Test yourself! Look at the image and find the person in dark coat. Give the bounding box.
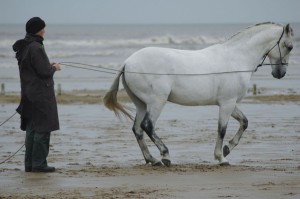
[12,17,61,172]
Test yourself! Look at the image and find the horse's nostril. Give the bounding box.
[271,71,275,77]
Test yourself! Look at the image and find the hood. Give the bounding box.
[12,33,44,53]
[12,39,31,53]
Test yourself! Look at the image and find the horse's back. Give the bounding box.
[125,46,229,74]
[125,47,194,70]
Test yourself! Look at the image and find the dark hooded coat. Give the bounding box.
[12,34,59,132]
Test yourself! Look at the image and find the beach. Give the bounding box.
[0,93,300,198]
[1,23,300,198]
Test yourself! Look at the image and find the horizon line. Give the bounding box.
[1,21,299,26]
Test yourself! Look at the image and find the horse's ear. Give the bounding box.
[284,24,293,36]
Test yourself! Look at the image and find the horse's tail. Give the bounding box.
[103,65,133,121]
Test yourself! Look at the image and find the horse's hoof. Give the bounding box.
[162,159,171,167]
[152,161,163,166]
[223,145,230,157]
[219,161,230,166]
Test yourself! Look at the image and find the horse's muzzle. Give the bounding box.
[272,71,286,79]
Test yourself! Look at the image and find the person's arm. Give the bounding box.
[30,44,60,78]
[51,62,61,71]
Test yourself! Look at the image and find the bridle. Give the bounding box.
[256,27,288,69]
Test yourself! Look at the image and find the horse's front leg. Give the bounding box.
[214,102,236,165]
[223,106,248,157]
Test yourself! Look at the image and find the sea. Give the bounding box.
[0,23,300,94]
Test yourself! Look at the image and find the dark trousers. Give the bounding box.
[25,121,51,169]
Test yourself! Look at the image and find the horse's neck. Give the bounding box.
[224,26,282,70]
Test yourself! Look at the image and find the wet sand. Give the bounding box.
[0,93,299,198]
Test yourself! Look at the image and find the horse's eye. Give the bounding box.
[285,42,293,51]
[287,45,293,51]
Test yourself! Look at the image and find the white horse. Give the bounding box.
[104,22,294,166]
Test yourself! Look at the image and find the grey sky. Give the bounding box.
[0,0,299,24]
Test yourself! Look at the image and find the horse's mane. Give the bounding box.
[228,22,283,41]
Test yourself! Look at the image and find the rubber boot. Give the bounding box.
[32,132,51,169]
[25,122,34,172]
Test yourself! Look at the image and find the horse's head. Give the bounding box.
[268,24,294,79]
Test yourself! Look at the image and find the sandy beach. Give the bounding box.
[0,91,299,198]
[1,16,300,199]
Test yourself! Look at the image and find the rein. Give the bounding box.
[0,112,17,127]
[257,27,288,68]
[59,62,256,76]
[0,112,25,165]
[60,27,288,76]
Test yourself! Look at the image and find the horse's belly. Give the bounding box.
[167,75,249,106]
[168,81,218,106]
[168,92,217,106]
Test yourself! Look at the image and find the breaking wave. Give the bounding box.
[47,50,116,59]
[0,35,226,49]
[44,35,225,48]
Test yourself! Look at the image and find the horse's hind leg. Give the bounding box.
[141,103,171,167]
[223,106,248,157]
[133,107,162,166]
[122,76,161,166]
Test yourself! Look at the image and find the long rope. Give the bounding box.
[59,62,116,74]
[59,62,256,75]
[60,28,288,75]
[2,28,286,164]
[0,144,25,165]
[0,112,17,127]
[0,112,25,165]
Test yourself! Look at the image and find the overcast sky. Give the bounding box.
[0,0,299,24]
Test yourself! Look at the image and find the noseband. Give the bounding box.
[257,27,288,69]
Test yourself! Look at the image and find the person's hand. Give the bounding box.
[52,63,61,71]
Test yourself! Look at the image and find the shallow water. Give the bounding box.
[1,102,299,170]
